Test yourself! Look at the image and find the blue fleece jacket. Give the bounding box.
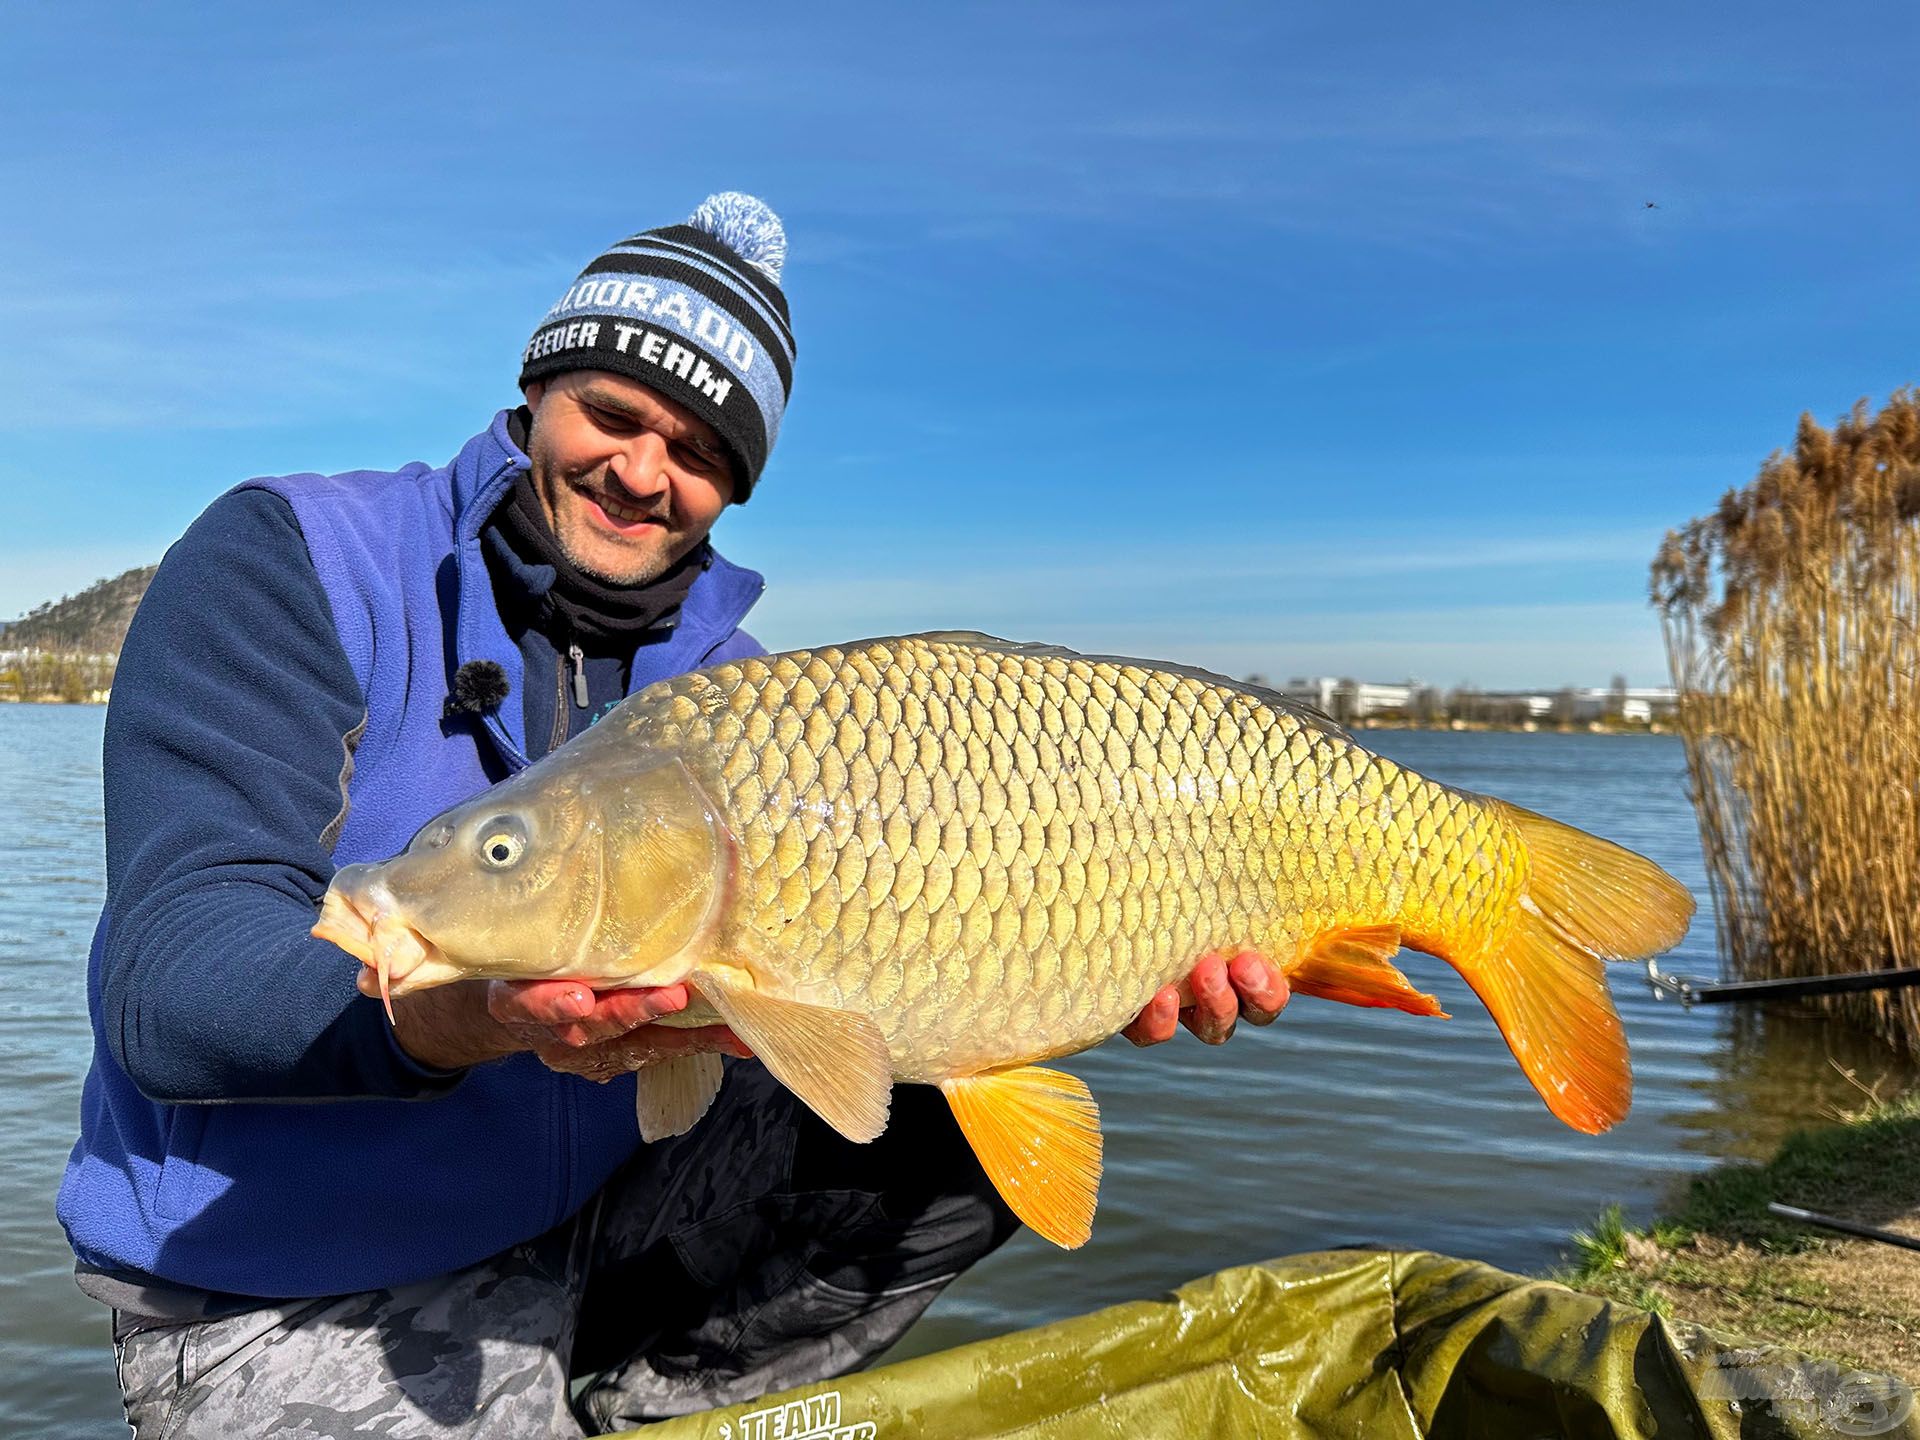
[57,411,764,1299]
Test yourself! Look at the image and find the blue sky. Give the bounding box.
[3,2,1915,687]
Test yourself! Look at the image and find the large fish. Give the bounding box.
[313,633,1693,1247]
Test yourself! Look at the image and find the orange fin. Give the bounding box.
[1462,902,1630,1134]
[634,1051,725,1143]
[1498,801,1695,959]
[1287,924,1447,1017]
[940,1065,1102,1249]
[1461,803,1696,1134]
[693,970,891,1143]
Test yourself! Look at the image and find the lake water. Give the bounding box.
[4,704,1913,1436]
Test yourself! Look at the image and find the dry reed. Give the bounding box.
[1651,389,1920,1051]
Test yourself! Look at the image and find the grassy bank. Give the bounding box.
[1554,1088,1920,1381]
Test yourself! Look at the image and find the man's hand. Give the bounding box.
[374,974,747,1076]
[1122,950,1290,1047]
[487,979,750,1081]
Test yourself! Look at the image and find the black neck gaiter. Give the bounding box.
[484,469,710,649]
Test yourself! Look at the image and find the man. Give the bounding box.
[59,193,1289,1437]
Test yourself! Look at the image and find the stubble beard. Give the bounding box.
[534,459,678,588]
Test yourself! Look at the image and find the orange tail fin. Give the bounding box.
[1457,803,1695,1133]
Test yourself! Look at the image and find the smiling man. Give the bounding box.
[59,193,1288,1438]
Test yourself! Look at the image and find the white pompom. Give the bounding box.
[687,192,787,284]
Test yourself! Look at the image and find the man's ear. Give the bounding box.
[522,379,547,410]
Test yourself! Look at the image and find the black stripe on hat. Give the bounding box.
[643,224,793,328]
[602,235,796,358]
[519,324,771,490]
[584,254,794,393]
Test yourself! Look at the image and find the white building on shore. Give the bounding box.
[1269,677,1677,726]
[1273,678,1421,723]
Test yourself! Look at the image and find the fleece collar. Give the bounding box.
[447,409,763,769]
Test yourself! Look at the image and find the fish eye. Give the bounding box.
[478,817,527,869]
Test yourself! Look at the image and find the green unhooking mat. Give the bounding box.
[613,1249,1917,1439]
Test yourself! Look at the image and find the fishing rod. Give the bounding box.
[1766,1202,1920,1254]
[1643,960,1920,1007]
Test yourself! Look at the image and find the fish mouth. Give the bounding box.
[312,870,455,1025]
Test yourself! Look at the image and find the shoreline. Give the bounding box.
[1551,1089,1920,1384]
[1354,718,1672,735]
[0,693,1672,733]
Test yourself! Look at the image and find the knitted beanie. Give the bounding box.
[519,193,794,499]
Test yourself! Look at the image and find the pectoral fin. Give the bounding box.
[1286,924,1448,1017]
[940,1066,1103,1250]
[693,971,892,1143]
[634,1052,725,1142]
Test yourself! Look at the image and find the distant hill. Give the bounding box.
[5,566,157,655]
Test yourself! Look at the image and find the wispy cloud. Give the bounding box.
[737,529,1669,687]
[749,526,1663,621]
[0,249,558,430]
[1067,600,1666,683]
[746,594,1667,691]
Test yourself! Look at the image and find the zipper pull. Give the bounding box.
[568,644,589,709]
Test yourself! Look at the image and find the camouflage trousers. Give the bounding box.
[110,1065,1018,1438]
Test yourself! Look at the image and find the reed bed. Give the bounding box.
[1651,390,1920,1052]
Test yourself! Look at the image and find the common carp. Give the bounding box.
[313,632,1694,1248]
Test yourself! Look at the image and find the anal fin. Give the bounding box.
[693,969,892,1143]
[1287,924,1448,1017]
[634,1051,725,1142]
[941,1066,1102,1250]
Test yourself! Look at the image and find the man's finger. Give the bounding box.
[1228,951,1290,1026]
[1122,986,1180,1046]
[1182,953,1237,1044]
[545,985,695,1046]
[488,979,690,1034]
[487,978,596,1027]
[584,985,692,1030]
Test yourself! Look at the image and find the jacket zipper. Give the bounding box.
[568,644,588,709]
[548,648,571,755]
